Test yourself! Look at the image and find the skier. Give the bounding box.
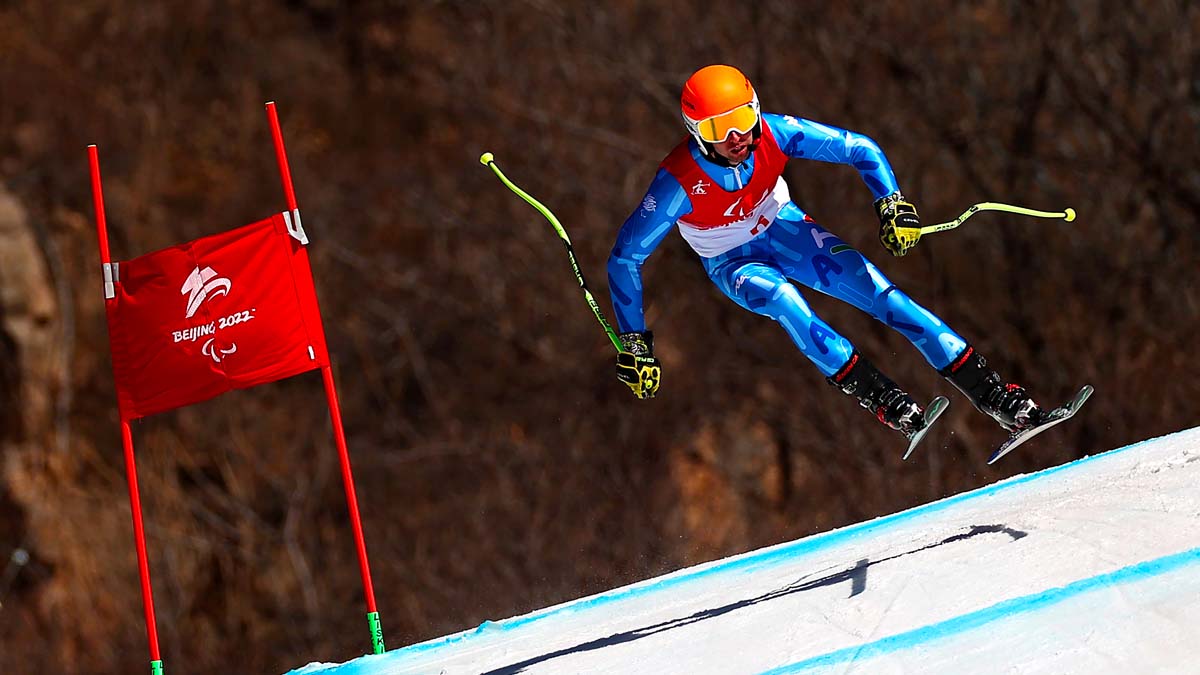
[608,64,1049,439]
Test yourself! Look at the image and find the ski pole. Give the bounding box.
[479,152,624,353]
[918,202,1076,236]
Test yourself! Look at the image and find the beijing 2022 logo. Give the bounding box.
[173,266,256,364]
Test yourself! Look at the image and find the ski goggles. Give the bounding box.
[685,97,761,144]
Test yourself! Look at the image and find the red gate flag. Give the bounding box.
[105,212,329,420]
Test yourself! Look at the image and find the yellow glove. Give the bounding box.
[616,331,662,399]
[875,192,922,257]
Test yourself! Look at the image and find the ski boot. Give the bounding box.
[828,352,925,435]
[940,345,1046,432]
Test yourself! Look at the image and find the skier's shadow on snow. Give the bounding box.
[483,524,1026,675]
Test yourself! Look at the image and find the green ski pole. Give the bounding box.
[479,152,624,353]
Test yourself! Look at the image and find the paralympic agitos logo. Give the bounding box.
[172,265,256,364]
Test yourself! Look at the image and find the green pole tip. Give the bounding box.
[367,611,385,654]
[1063,207,1076,222]
[479,152,495,166]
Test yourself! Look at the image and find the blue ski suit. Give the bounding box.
[607,113,968,377]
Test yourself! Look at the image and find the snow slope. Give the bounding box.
[287,426,1200,675]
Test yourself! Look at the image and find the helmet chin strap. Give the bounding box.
[746,120,763,150]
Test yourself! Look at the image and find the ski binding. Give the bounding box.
[988,385,1094,464]
[903,396,950,460]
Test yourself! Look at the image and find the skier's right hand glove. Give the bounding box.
[616,331,662,399]
[875,192,922,257]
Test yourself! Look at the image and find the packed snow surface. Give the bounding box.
[288,426,1200,674]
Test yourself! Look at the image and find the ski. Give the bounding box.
[987,385,1094,464]
[903,396,950,460]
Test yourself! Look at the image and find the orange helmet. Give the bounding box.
[681,65,761,151]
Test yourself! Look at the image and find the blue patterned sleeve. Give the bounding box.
[763,113,901,199]
[607,168,692,334]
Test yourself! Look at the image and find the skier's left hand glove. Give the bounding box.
[876,192,922,257]
[616,331,662,399]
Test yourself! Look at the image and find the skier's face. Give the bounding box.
[714,129,753,163]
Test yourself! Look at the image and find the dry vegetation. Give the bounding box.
[0,1,1197,673]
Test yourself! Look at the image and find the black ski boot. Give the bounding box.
[828,352,925,435]
[941,345,1045,431]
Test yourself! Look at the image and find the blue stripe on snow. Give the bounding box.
[759,544,1200,674]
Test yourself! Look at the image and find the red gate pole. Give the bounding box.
[264,102,385,655]
[90,145,166,675]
